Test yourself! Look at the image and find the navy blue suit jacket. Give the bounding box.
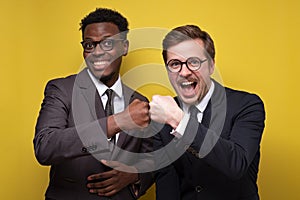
[154,81,265,200]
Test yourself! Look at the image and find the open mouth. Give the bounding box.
[180,81,197,89]
[179,80,198,97]
[93,61,108,65]
[91,60,110,70]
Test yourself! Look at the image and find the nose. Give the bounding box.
[179,63,192,77]
[93,43,105,55]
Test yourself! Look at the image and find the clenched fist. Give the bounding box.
[149,95,184,129]
[114,99,150,131]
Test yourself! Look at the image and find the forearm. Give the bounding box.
[34,120,110,165]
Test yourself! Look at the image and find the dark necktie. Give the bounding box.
[189,105,199,120]
[105,89,114,116]
[105,89,116,143]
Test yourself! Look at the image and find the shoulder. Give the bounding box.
[225,87,263,105]
[47,74,77,87]
[212,80,263,104]
[44,74,77,96]
[213,80,264,112]
[222,86,265,120]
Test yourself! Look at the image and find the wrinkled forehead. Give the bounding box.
[167,39,206,60]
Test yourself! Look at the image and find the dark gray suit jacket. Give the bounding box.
[34,68,153,200]
[154,81,265,200]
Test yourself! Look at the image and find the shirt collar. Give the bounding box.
[87,69,123,98]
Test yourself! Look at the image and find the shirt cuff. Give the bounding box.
[170,112,190,138]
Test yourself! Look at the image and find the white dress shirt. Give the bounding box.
[88,69,125,142]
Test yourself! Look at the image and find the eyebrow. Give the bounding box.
[84,35,122,41]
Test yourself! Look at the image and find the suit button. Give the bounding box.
[195,185,203,193]
[81,147,87,153]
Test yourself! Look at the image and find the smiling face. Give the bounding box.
[83,22,128,87]
[166,39,214,105]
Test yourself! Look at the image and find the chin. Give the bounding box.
[179,95,198,105]
[90,70,104,79]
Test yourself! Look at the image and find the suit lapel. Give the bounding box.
[75,68,100,120]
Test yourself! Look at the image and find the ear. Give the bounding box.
[209,59,215,75]
[122,39,129,56]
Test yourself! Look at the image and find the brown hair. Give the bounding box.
[162,25,215,63]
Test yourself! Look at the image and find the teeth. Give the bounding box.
[93,61,108,65]
[181,81,193,86]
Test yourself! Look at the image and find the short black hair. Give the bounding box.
[80,8,129,39]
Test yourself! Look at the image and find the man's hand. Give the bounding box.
[149,95,184,129]
[114,99,150,131]
[87,160,139,197]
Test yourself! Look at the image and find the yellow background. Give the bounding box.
[0,0,299,199]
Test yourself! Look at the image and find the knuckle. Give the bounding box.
[112,170,118,176]
[152,95,159,101]
[89,183,95,188]
[97,182,104,187]
[101,188,107,193]
[143,109,149,115]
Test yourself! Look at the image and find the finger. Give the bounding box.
[143,101,149,109]
[98,186,118,197]
[149,105,159,119]
[87,173,102,181]
[89,182,114,194]
[151,95,160,103]
[132,98,142,104]
[149,101,155,107]
[99,190,118,197]
[149,101,159,110]
[87,168,115,181]
[87,176,114,191]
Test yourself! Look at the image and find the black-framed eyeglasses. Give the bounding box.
[166,57,207,73]
[81,38,125,53]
